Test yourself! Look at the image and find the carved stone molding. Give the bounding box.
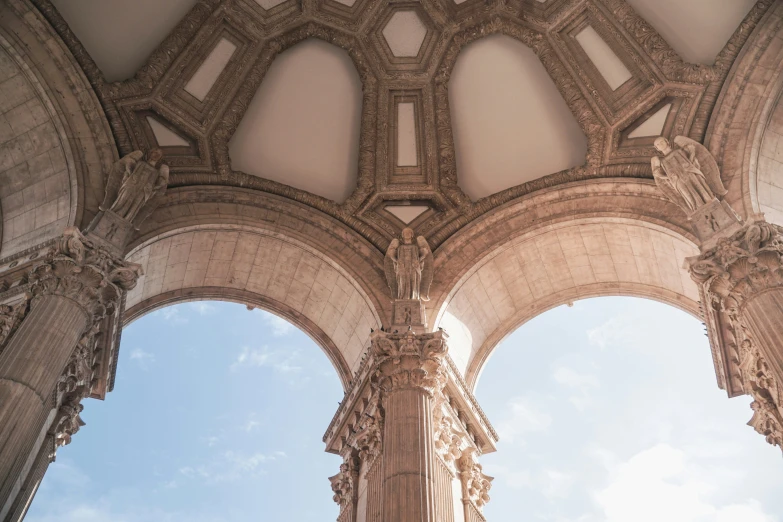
[737,338,783,453]
[689,220,783,310]
[0,301,28,354]
[457,447,493,512]
[370,330,448,395]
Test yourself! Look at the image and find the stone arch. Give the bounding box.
[123,224,382,389]
[0,1,116,258]
[428,179,703,389]
[705,1,783,224]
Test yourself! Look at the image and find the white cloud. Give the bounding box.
[540,469,575,500]
[155,306,187,324]
[594,444,776,522]
[128,348,155,369]
[496,396,552,443]
[230,346,302,374]
[179,450,286,484]
[552,366,599,411]
[586,316,633,349]
[189,302,216,315]
[260,312,294,337]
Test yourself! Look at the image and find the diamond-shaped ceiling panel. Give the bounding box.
[382,10,427,58]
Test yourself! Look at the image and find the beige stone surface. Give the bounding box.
[125,226,381,371]
[434,219,700,385]
[0,42,70,256]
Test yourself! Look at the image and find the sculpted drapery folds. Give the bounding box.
[100,148,170,227]
[384,228,433,301]
[650,136,727,214]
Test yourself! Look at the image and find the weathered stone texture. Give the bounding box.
[0,44,70,256]
[125,228,380,370]
[437,219,699,382]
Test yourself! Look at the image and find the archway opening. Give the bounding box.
[24,301,343,522]
[475,296,783,521]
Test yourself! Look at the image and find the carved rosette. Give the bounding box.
[369,330,448,396]
[688,221,783,311]
[28,227,142,326]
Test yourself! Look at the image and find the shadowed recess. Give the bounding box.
[228,39,362,204]
[626,0,756,65]
[50,0,199,82]
[449,35,588,201]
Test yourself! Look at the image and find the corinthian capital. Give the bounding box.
[369,329,448,395]
[737,339,783,454]
[28,227,142,322]
[688,220,783,309]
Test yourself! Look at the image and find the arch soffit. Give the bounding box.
[0,1,116,258]
[429,180,703,387]
[705,1,783,222]
[130,185,392,323]
[124,223,383,381]
[123,286,355,390]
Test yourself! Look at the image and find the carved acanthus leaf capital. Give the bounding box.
[689,221,783,311]
[51,395,85,450]
[370,330,448,395]
[28,227,142,323]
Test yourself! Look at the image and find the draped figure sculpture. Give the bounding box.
[650,136,727,213]
[100,148,170,226]
[384,227,433,301]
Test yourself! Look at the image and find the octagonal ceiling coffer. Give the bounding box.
[370,4,440,72]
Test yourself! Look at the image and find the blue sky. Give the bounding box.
[26,297,783,521]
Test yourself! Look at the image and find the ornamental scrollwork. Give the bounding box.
[329,452,359,511]
[456,447,493,511]
[688,221,783,311]
[370,330,448,396]
[737,338,783,453]
[28,227,143,323]
[0,300,29,353]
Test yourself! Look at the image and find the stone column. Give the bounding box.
[323,330,497,522]
[688,220,783,452]
[0,228,141,518]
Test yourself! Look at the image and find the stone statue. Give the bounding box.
[100,149,169,226]
[384,228,433,301]
[650,136,727,213]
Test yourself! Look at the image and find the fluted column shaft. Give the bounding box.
[0,295,88,517]
[381,387,437,522]
[743,291,783,384]
[0,228,141,519]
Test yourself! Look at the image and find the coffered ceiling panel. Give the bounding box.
[627,0,756,65]
[50,0,199,82]
[449,34,588,200]
[228,39,362,204]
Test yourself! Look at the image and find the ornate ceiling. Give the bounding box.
[33,0,768,256]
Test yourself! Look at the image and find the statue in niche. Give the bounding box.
[651,136,727,213]
[384,227,433,301]
[100,148,169,226]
